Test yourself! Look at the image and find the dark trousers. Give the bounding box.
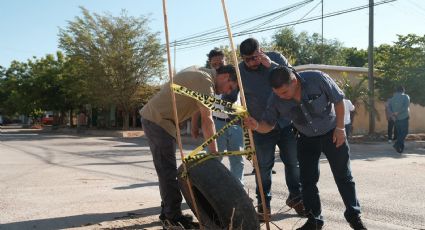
[344,124,352,137]
[388,120,397,140]
[297,130,361,224]
[394,118,409,152]
[142,119,182,219]
[253,125,301,207]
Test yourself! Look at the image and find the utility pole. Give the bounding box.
[368,0,375,134]
[321,0,324,63]
[173,40,177,75]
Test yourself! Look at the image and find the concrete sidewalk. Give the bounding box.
[50,127,203,146]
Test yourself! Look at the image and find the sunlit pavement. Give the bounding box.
[1,129,424,229]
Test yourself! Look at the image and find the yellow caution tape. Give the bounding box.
[171,83,255,167]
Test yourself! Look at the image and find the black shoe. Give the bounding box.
[296,219,323,230]
[160,214,199,229]
[393,144,403,153]
[348,216,367,230]
[257,206,271,222]
[286,195,307,216]
[252,169,276,174]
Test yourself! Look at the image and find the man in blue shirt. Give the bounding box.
[389,86,410,153]
[244,66,367,230]
[238,38,303,219]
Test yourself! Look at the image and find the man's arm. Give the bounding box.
[190,111,200,139]
[333,100,346,147]
[266,51,291,67]
[244,116,274,133]
[401,95,410,114]
[349,100,355,111]
[198,105,218,153]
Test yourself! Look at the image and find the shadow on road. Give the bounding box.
[0,204,196,230]
[113,182,159,190]
[0,206,160,230]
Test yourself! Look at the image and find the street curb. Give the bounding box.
[43,127,203,146]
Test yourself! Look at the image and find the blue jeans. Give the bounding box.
[214,118,244,184]
[253,125,301,208]
[297,129,361,225]
[387,119,397,140]
[394,118,409,152]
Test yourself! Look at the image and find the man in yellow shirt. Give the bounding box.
[140,65,238,228]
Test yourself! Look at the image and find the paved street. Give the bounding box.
[1,128,424,230]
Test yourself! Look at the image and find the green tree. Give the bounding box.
[1,61,39,118]
[0,66,6,114]
[58,7,165,129]
[341,47,368,67]
[271,27,346,66]
[28,52,86,125]
[375,34,425,105]
[0,53,86,124]
[336,75,380,129]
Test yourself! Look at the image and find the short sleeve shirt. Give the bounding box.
[140,67,215,138]
[343,99,355,125]
[262,70,344,137]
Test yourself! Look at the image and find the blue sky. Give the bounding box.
[1,0,425,71]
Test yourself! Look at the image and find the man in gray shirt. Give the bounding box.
[244,66,367,230]
[238,38,303,219]
[389,86,410,153]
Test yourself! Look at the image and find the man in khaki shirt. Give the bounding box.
[140,65,238,228]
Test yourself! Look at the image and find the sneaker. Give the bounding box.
[388,139,392,143]
[160,214,199,229]
[296,219,323,230]
[347,216,367,230]
[286,195,307,216]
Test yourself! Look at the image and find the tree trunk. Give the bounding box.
[69,108,74,126]
[122,110,129,130]
[132,110,136,128]
[59,110,65,126]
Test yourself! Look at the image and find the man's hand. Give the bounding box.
[392,112,399,118]
[244,116,259,130]
[333,128,346,148]
[210,151,219,156]
[259,50,272,68]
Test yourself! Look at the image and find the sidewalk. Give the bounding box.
[44,126,204,146]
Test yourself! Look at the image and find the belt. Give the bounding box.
[213,116,231,122]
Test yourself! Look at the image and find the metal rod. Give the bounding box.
[368,0,375,134]
[220,0,270,229]
[161,1,203,228]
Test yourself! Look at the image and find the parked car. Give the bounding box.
[41,113,54,125]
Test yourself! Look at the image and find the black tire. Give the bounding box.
[178,159,259,230]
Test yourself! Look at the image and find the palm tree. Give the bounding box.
[337,74,380,132]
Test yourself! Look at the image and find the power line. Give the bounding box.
[171,0,397,51]
[174,0,314,45]
[407,0,425,14]
[175,1,322,53]
[238,2,310,35]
